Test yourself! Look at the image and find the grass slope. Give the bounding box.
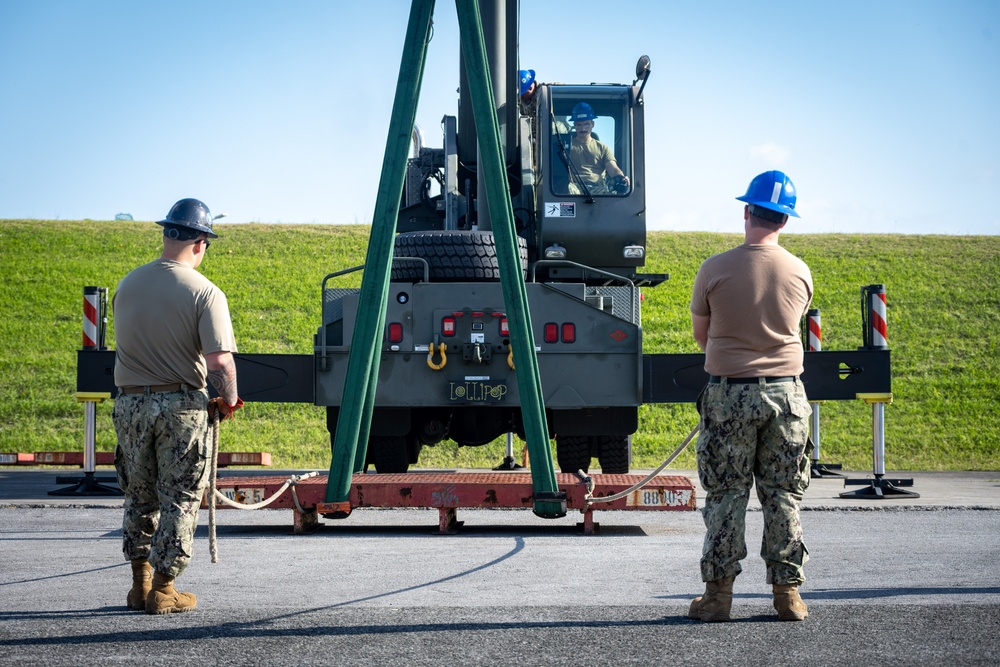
[1,220,997,471]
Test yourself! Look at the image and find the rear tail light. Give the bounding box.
[499,317,509,336]
[388,322,404,344]
[442,316,456,336]
[543,322,576,343]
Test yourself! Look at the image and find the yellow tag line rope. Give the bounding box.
[207,409,318,563]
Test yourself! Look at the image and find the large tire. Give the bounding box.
[596,435,630,474]
[392,230,528,282]
[556,435,592,474]
[366,435,420,474]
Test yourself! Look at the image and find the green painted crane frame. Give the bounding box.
[322,0,564,518]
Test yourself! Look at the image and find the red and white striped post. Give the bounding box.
[81,287,109,472]
[806,308,821,354]
[841,284,917,498]
[805,309,842,478]
[82,286,101,350]
[865,285,889,476]
[865,284,888,350]
[50,287,119,496]
[806,309,823,463]
[81,287,106,473]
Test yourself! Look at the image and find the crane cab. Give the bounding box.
[529,83,648,283]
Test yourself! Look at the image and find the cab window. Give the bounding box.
[549,90,631,197]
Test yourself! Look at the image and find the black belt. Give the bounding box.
[708,376,796,385]
[118,383,199,395]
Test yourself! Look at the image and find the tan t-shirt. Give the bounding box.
[691,244,813,378]
[570,137,616,187]
[113,259,238,389]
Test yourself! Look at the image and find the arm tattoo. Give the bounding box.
[207,358,239,406]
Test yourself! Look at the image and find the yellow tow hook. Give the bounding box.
[427,342,447,370]
[507,345,515,370]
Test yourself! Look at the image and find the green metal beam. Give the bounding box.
[325,0,435,508]
[454,0,564,518]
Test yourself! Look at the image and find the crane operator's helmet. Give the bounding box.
[736,170,800,220]
[569,102,597,123]
[519,69,536,97]
[157,198,219,240]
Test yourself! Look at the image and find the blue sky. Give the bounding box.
[1,1,997,234]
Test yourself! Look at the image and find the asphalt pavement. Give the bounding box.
[2,467,999,666]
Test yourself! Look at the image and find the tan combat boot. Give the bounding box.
[688,576,735,622]
[773,583,809,621]
[126,558,152,611]
[145,570,198,615]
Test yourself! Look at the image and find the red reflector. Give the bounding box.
[388,323,404,343]
[500,317,509,336]
[442,317,456,336]
[471,311,484,318]
[561,323,576,343]
[610,329,628,342]
[544,322,558,343]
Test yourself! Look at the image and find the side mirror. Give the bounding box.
[634,55,652,105]
[635,55,651,82]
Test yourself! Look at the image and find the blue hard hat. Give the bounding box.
[570,102,596,123]
[519,69,535,97]
[157,198,219,237]
[736,170,800,218]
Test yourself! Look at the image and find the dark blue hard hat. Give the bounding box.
[157,198,219,238]
[570,102,596,123]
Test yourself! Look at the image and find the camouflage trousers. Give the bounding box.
[113,388,211,578]
[696,377,813,585]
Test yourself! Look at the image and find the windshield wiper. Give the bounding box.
[550,108,594,204]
